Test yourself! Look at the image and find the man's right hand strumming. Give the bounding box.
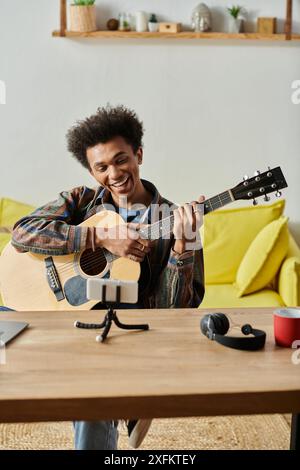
[95,223,152,263]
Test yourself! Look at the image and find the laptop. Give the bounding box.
[0,321,29,345]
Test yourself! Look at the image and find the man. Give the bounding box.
[11,105,205,450]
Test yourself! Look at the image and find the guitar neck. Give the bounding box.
[139,189,234,241]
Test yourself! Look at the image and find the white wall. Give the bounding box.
[1,0,300,241]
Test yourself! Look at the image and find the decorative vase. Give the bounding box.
[118,13,131,31]
[70,5,97,32]
[228,17,243,33]
[135,11,148,32]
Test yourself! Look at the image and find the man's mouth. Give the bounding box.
[110,176,130,188]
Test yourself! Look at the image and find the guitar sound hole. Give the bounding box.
[79,248,107,276]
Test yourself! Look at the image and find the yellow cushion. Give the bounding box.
[202,199,285,284]
[235,216,289,297]
[287,233,300,259]
[201,283,284,308]
[278,256,300,307]
[0,197,35,227]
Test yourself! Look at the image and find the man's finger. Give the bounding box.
[173,207,184,239]
[127,222,140,230]
[127,249,145,262]
[127,226,140,240]
[183,203,194,239]
[191,201,203,229]
[138,238,152,249]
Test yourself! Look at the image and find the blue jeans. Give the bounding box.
[0,305,119,450]
[74,420,119,450]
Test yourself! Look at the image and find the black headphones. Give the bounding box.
[200,313,266,351]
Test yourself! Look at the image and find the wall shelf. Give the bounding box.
[52,30,300,41]
[53,0,297,42]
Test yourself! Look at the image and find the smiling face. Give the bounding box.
[86,136,146,207]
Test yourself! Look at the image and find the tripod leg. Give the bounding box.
[99,316,113,342]
[75,320,106,329]
[97,318,108,329]
[113,312,149,331]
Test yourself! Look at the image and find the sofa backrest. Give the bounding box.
[0,198,35,305]
[202,199,285,284]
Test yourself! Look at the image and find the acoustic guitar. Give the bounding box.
[0,167,287,311]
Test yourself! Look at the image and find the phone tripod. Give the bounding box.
[74,285,149,342]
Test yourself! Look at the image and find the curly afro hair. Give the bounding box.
[66,104,144,169]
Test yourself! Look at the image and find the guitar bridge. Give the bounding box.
[45,257,65,301]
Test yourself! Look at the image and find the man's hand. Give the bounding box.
[173,195,205,255]
[95,223,152,263]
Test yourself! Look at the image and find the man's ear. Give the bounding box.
[137,147,143,165]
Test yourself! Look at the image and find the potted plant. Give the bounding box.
[148,14,159,32]
[227,5,245,33]
[70,0,97,33]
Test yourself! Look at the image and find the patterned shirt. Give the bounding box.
[12,180,205,309]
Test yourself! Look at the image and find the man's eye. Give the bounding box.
[117,159,126,164]
[97,167,106,172]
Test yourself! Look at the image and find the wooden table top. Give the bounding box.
[0,307,299,423]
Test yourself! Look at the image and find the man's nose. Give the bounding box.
[108,166,122,180]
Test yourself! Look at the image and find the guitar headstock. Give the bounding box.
[231,166,288,205]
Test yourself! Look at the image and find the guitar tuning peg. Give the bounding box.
[275,190,282,198]
[254,170,261,176]
[264,194,270,202]
[243,175,249,181]
[252,198,258,206]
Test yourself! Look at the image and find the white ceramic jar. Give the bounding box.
[135,11,148,32]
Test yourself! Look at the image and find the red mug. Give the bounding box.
[274,308,300,348]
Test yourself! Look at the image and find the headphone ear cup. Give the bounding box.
[213,313,230,335]
[241,324,253,335]
[200,314,212,337]
[200,313,230,338]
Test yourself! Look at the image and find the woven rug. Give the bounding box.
[0,415,291,450]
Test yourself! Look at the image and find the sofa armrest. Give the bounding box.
[278,256,300,307]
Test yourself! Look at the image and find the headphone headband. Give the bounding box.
[201,313,266,351]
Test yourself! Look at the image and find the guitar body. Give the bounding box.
[0,211,140,311]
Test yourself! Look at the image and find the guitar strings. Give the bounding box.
[42,195,231,274]
[56,222,191,275]
[51,218,173,274]
[48,208,196,275]
[14,197,234,291]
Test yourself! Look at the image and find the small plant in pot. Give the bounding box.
[70,0,97,33]
[148,14,159,32]
[227,5,245,33]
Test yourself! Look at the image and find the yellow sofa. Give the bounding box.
[0,197,300,309]
[0,198,35,305]
[201,199,300,308]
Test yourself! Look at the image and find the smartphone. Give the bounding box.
[87,279,138,304]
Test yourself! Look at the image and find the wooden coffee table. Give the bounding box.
[0,307,299,449]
